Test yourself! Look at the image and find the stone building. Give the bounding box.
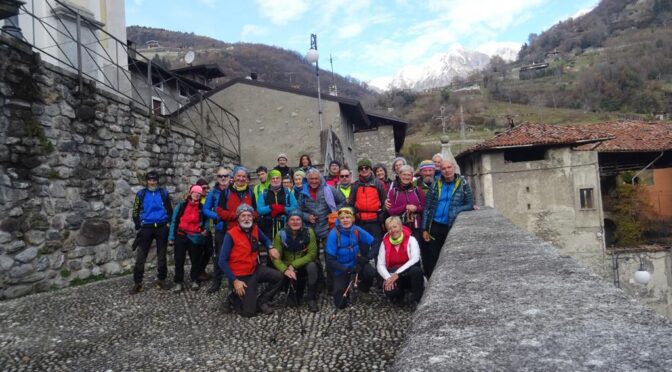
[0,33,237,299]
[354,111,408,171]
[127,56,216,115]
[172,78,407,171]
[457,121,672,317]
[16,0,128,92]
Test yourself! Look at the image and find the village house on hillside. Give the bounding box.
[457,121,672,317]
[170,77,408,171]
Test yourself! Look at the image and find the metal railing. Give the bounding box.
[1,0,240,161]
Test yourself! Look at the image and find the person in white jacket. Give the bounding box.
[377,216,424,308]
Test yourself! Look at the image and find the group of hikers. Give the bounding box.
[130,152,474,317]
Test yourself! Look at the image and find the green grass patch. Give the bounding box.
[70,274,106,287]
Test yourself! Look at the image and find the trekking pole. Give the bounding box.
[269,283,292,344]
[323,272,357,336]
[289,280,306,335]
[348,272,360,330]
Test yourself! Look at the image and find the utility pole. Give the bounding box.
[459,104,466,139]
[329,54,338,96]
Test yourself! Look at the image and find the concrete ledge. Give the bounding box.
[393,208,672,371]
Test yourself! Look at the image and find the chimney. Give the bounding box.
[250,72,258,81]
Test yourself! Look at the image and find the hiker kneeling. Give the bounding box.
[377,216,424,308]
[326,207,377,309]
[218,204,282,317]
[271,210,320,313]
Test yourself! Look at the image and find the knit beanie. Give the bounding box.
[236,203,254,218]
[418,160,435,171]
[190,185,204,195]
[357,159,372,169]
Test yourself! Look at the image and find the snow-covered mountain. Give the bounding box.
[370,45,518,92]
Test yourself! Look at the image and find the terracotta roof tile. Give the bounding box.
[457,122,613,156]
[458,121,672,157]
[572,121,672,152]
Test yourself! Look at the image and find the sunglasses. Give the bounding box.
[216,174,230,178]
[358,166,371,171]
[339,175,350,178]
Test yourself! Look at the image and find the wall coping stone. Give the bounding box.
[393,208,672,371]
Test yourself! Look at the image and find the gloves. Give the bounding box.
[270,204,285,218]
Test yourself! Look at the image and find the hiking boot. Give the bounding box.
[198,272,211,281]
[308,299,319,313]
[207,281,221,294]
[155,279,169,290]
[172,283,183,292]
[190,282,200,291]
[129,283,143,295]
[259,302,274,315]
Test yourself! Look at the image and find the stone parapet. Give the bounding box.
[393,208,672,371]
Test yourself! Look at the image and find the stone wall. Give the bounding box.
[394,208,672,371]
[354,125,396,171]
[0,35,235,299]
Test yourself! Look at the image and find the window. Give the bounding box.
[503,147,546,162]
[579,188,594,209]
[152,97,164,115]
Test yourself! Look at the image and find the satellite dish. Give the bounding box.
[184,50,195,65]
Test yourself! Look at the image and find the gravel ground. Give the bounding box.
[0,272,412,371]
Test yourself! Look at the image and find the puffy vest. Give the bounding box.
[383,226,412,271]
[280,227,310,254]
[177,200,202,234]
[227,225,261,277]
[354,184,381,221]
[264,187,288,207]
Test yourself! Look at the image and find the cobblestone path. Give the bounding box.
[0,274,412,371]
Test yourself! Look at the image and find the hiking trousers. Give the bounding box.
[173,234,203,284]
[133,224,168,284]
[229,265,283,317]
[383,264,424,303]
[332,263,375,309]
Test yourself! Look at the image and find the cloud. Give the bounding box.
[337,24,364,39]
[318,0,372,24]
[255,0,309,25]
[241,24,268,41]
[426,0,546,33]
[333,11,393,39]
[571,3,598,19]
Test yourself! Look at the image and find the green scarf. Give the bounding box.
[390,233,404,246]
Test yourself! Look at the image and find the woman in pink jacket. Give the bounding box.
[386,164,425,244]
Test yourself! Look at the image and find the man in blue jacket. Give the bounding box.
[203,166,232,294]
[421,159,473,278]
[130,171,173,294]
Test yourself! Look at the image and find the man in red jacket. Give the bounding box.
[218,204,282,317]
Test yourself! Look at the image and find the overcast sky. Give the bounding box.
[126,0,598,85]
